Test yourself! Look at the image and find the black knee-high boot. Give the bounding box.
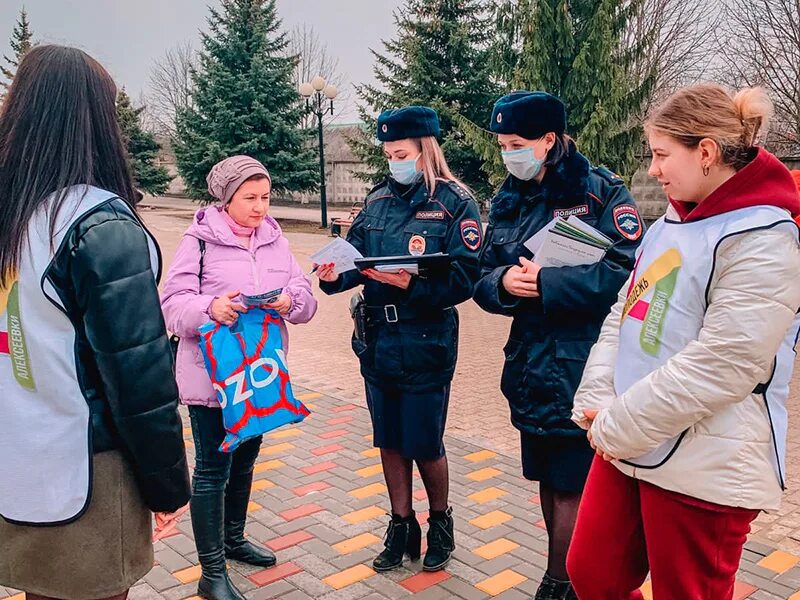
[224,470,276,567]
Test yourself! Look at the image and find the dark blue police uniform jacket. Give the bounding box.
[321,176,483,392]
[473,142,643,437]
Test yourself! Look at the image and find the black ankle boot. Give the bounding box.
[191,492,247,600]
[224,471,276,568]
[373,512,422,572]
[534,572,575,600]
[423,507,455,571]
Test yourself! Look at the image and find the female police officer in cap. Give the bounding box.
[473,91,643,600]
[315,106,482,573]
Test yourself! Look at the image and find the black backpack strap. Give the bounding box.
[198,239,206,283]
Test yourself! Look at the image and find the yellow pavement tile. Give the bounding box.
[333,532,382,554]
[468,487,508,504]
[297,392,323,401]
[252,478,275,491]
[356,463,383,477]
[788,592,800,600]
[474,538,520,560]
[364,434,373,441]
[268,427,303,439]
[470,510,513,530]
[349,482,388,499]
[174,564,202,584]
[343,505,385,524]
[464,450,498,463]
[467,467,503,482]
[759,550,800,574]
[182,427,192,436]
[184,597,203,600]
[306,403,317,409]
[361,447,381,458]
[8,595,26,600]
[247,501,262,513]
[323,564,376,590]
[259,442,295,456]
[254,459,285,474]
[476,569,527,596]
[640,581,653,600]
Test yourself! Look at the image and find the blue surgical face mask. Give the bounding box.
[389,156,421,185]
[501,147,545,181]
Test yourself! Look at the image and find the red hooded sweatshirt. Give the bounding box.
[669,148,800,222]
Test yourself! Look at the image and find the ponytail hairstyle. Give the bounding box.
[644,83,773,171]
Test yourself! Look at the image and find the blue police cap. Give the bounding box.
[490,91,567,139]
[376,106,441,142]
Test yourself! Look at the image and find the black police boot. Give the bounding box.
[423,507,455,571]
[373,512,422,572]
[533,572,574,600]
[191,492,247,600]
[224,471,277,568]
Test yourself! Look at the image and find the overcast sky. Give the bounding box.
[0,0,404,122]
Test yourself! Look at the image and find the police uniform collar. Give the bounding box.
[388,176,428,207]
[490,140,590,219]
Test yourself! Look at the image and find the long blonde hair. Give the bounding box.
[414,136,470,195]
[645,83,773,170]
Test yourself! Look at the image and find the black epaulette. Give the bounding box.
[436,178,473,202]
[592,166,624,185]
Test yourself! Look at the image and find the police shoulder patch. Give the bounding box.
[460,219,482,251]
[613,205,642,241]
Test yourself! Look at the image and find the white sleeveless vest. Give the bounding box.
[615,205,800,488]
[0,186,159,525]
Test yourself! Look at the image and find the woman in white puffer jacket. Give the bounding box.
[566,84,800,600]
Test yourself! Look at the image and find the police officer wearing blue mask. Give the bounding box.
[315,106,482,573]
[473,91,644,600]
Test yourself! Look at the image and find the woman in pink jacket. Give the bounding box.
[161,156,317,600]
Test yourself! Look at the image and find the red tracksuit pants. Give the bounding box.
[567,456,759,600]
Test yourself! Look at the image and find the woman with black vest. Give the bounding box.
[473,91,643,600]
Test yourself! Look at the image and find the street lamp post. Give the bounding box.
[300,76,338,229]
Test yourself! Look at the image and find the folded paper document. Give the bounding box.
[524,216,612,268]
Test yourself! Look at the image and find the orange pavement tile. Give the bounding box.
[400,569,452,592]
[535,519,546,529]
[312,443,344,456]
[268,427,303,439]
[323,564,376,589]
[319,429,349,440]
[733,581,758,599]
[788,592,800,600]
[251,478,275,491]
[333,532,382,554]
[467,467,503,482]
[280,503,323,521]
[327,416,354,426]
[356,463,383,477]
[530,494,541,505]
[364,434,374,441]
[247,501,262,513]
[350,482,388,499]
[468,487,508,504]
[183,597,203,600]
[464,450,498,462]
[301,461,337,475]
[267,530,314,551]
[8,595,25,600]
[476,569,528,596]
[294,481,332,496]
[758,550,800,574]
[259,442,295,456]
[173,564,202,584]
[470,510,513,530]
[249,561,302,586]
[361,447,381,458]
[333,403,359,412]
[296,392,322,401]
[254,459,285,474]
[474,538,520,560]
[413,489,428,501]
[182,427,192,436]
[343,505,385,524]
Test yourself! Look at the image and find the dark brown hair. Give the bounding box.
[0,45,136,286]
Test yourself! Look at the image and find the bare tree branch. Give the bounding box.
[146,41,196,137]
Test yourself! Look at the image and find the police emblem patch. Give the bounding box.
[460,219,482,251]
[409,234,426,256]
[613,205,642,241]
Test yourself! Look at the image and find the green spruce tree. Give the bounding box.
[1,7,34,92]
[174,0,316,201]
[462,0,655,183]
[351,0,499,199]
[116,89,172,196]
